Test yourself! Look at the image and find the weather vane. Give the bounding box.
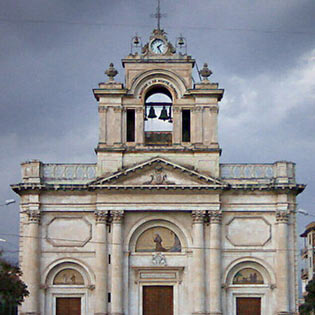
[151,0,166,30]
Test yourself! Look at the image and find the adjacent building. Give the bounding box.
[300,222,315,297]
[11,27,305,315]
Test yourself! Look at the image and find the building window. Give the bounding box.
[182,110,191,142]
[126,109,135,142]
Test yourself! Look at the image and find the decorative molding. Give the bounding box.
[192,210,206,223]
[135,107,143,113]
[111,210,124,223]
[193,106,203,112]
[94,210,108,224]
[152,252,167,266]
[46,216,92,247]
[143,166,175,185]
[209,210,222,224]
[27,210,41,223]
[276,211,289,223]
[225,216,271,247]
[173,107,181,113]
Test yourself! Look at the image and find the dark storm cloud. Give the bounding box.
[0,0,314,262]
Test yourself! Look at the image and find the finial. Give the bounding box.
[105,63,118,82]
[151,0,166,30]
[199,63,212,82]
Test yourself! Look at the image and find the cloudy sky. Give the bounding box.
[0,0,314,262]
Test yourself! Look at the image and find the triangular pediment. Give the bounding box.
[89,157,226,189]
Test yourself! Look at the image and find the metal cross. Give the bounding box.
[150,0,166,30]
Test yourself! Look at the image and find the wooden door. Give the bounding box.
[56,297,81,315]
[143,286,173,315]
[236,297,261,315]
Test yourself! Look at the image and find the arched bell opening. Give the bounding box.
[144,85,173,146]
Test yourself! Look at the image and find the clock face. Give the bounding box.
[150,39,167,54]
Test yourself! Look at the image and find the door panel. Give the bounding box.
[236,297,261,315]
[56,297,81,315]
[143,286,173,315]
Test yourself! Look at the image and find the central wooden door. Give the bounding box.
[143,285,173,315]
[56,297,81,315]
[236,297,261,315]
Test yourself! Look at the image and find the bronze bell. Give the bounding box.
[159,106,169,121]
[148,106,157,119]
[168,106,173,123]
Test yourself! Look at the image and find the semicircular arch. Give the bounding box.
[129,69,188,101]
[43,257,94,286]
[127,216,192,253]
[224,256,276,286]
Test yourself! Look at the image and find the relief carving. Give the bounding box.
[152,252,167,266]
[143,166,175,185]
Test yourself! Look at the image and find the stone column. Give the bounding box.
[111,210,124,315]
[209,211,222,315]
[22,210,41,315]
[276,211,290,314]
[192,210,206,315]
[203,107,211,145]
[135,107,144,145]
[94,211,108,315]
[98,106,108,144]
[172,107,181,145]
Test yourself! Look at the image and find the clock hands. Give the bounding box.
[157,44,162,53]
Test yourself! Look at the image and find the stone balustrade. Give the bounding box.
[20,160,295,184]
[220,161,296,183]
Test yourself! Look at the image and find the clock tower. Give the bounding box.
[94,28,224,179]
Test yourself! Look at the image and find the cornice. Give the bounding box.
[10,182,305,194]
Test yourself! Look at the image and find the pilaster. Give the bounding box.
[191,210,206,315]
[209,210,222,315]
[94,210,109,315]
[276,211,290,314]
[110,210,124,315]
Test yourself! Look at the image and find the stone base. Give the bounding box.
[108,313,124,315]
[209,313,222,315]
[94,313,108,315]
[192,313,208,315]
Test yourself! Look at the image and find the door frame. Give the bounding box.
[140,283,177,315]
[132,266,184,315]
[51,292,86,315]
[233,292,264,315]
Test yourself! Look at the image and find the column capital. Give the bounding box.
[276,211,289,224]
[113,106,123,113]
[135,107,143,113]
[111,210,124,223]
[209,210,222,224]
[27,210,41,224]
[98,106,108,113]
[192,210,206,223]
[173,106,181,113]
[95,210,108,224]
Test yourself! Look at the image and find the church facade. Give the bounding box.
[12,28,304,315]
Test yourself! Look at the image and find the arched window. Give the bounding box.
[144,86,173,145]
[136,226,181,252]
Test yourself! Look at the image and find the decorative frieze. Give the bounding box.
[192,210,206,223]
[209,210,222,224]
[95,210,108,224]
[276,211,289,224]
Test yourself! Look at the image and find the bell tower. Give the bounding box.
[93,28,224,177]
